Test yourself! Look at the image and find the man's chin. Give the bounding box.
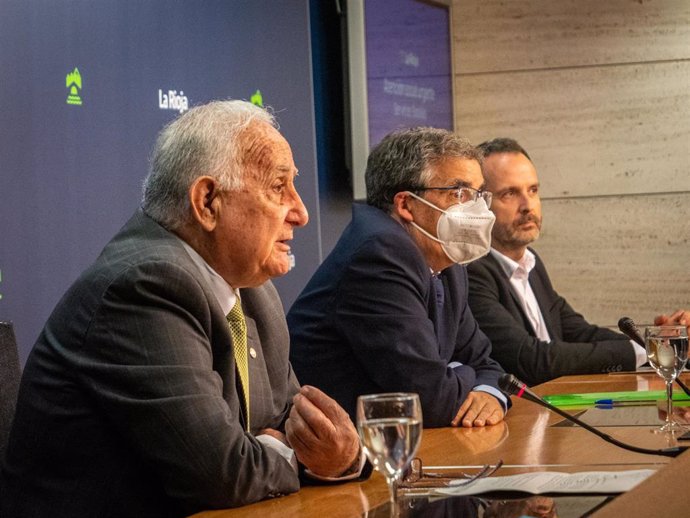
[267,257,292,278]
[506,230,539,248]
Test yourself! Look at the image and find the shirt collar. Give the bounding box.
[490,247,536,279]
[179,239,237,315]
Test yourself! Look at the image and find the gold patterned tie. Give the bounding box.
[227,299,250,430]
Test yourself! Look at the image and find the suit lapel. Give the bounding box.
[487,253,540,337]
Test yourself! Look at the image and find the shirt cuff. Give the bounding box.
[305,447,366,482]
[448,362,508,412]
[631,340,648,369]
[256,434,298,473]
[473,384,508,412]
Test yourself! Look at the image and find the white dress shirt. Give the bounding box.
[490,248,647,368]
[491,248,551,341]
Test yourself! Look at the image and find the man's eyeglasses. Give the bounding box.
[414,185,492,208]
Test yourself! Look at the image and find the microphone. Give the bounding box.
[618,316,644,347]
[618,316,690,397]
[499,373,687,458]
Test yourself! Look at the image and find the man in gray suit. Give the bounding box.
[1,100,361,517]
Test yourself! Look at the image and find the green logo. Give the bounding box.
[250,89,263,108]
[66,67,83,106]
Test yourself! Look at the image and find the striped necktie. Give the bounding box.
[227,299,250,430]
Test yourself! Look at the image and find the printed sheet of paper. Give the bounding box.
[435,469,655,497]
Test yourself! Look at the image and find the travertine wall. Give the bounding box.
[452,0,690,327]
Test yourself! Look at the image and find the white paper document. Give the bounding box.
[436,469,655,496]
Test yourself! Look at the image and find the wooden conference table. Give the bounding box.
[191,372,690,517]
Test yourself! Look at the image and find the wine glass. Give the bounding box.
[645,325,689,433]
[356,393,422,515]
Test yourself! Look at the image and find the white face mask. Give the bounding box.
[406,192,495,265]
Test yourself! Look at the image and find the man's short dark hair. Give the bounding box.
[366,127,481,212]
[477,137,531,161]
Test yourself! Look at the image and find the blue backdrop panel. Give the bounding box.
[0,0,320,364]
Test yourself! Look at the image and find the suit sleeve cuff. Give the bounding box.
[631,340,648,368]
[256,434,298,473]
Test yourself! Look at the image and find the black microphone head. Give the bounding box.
[618,316,645,346]
[618,316,635,333]
[498,373,523,395]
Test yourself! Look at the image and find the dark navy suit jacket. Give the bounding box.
[467,250,634,386]
[288,204,506,427]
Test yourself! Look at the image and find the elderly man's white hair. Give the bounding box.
[142,100,276,231]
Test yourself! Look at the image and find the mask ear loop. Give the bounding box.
[404,192,447,245]
[409,221,445,245]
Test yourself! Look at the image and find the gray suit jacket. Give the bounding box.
[467,250,635,386]
[1,210,301,517]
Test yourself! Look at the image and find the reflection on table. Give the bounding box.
[189,372,690,518]
[369,494,610,518]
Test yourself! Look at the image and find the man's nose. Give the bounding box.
[519,192,536,212]
[288,189,309,227]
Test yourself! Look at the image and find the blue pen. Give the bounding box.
[594,399,656,407]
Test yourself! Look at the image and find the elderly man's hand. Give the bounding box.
[285,385,360,478]
[451,391,505,428]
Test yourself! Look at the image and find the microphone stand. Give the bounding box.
[500,374,688,458]
[530,393,684,458]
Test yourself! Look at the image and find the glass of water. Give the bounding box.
[645,325,689,433]
[356,393,422,515]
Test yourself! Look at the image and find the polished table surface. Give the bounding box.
[190,372,690,517]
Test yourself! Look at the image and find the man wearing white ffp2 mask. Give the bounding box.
[405,190,495,265]
[288,127,509,430]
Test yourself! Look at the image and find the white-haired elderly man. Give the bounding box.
[2,100,363,517]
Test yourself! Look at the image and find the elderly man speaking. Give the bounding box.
[1,100,362,517]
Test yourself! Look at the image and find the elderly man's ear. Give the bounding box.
[188,176,223,231]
